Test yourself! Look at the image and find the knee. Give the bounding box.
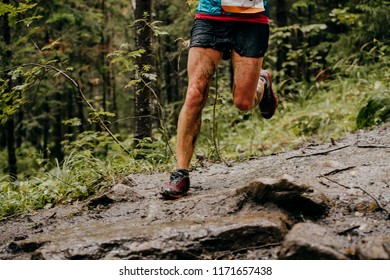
[234,95,253,112]
[184,85,208,113]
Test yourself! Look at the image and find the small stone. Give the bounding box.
[323,160,340,168]
[109,184,144,202]
[354,211,364,217]
[122,176,136,186]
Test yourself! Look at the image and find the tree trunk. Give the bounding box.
[5,120,17,179]
[0,129,6,149]
[134,0,153,140]
[15,110,24,148]
[275,0,289,75]
[100,0,111,115]
[76,83,85,134]
[110,65,119,133]
[1,0,17,179]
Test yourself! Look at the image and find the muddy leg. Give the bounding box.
[176,47,222,170]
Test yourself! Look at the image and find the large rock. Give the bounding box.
[278,222,349,259]
[237,174,330,217]
[6,211,290,260]
[356,236,390,259]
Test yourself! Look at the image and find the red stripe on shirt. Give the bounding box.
[195,12,269,24]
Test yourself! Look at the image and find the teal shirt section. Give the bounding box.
[196,0,270,16]
[197,0,222,15]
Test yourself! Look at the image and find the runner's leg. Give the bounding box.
[231,51,264,111]
[176,47,222,170]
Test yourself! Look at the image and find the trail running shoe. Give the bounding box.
[161,169,190,200]
[259,70,278,119]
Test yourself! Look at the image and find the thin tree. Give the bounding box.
[133,0,153,141]
[1,0,17,179]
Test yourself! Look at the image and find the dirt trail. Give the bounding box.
[1,123,389,260]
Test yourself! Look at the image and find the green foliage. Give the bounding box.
[0,133,175,219]
[0,70,28,124]
[134,13,169,37]
[0,1,39,27]
[0,152,110,218]
[356,97,390,129]
[186,0,199,10]
[327,1,390,65]
[110,45,145,67]
[330,8,361,26]
[62,131,114,156]
[62,117,82,127]
[111,12,167,90]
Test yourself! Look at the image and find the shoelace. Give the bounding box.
[170,170,188,182]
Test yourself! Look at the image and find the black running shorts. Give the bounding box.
[189,19,269,59]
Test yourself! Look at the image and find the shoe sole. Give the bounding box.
[261,71,278,119]
[160,190,186,200]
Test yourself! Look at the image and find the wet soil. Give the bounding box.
[1,123,389,260]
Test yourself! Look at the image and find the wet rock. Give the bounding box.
[278,222,349,260]
[174,189,248,219]
[88,184,144,207]
[237,174,330,217]
[356,236,390,259]
[9,211,289,260]
[199,211,290,252]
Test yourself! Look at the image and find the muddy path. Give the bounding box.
[1,124,389,260]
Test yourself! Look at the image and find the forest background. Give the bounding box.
[0,0,389,218]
